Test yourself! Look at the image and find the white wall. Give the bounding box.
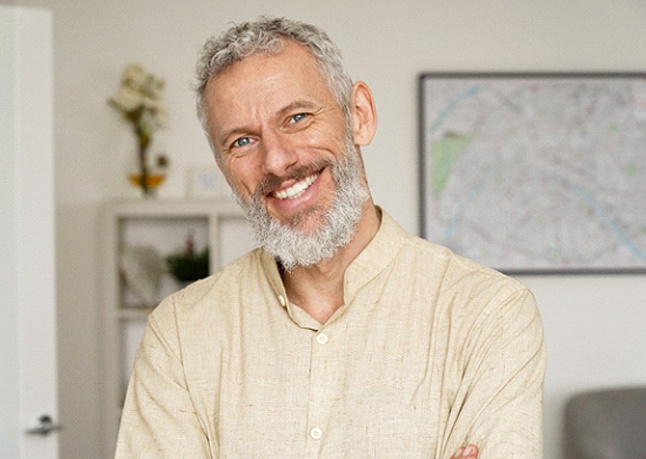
[0,6,20,457]
[5,0,646,457]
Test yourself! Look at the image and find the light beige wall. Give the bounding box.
[5,0,646,457]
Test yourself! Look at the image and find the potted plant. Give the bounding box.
[165,231,209,285]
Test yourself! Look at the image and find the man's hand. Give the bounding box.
[450,444,479,458]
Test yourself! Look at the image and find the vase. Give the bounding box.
[127,142,166,198]
[128,172,166,197]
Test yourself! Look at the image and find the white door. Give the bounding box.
[0,5,59,458]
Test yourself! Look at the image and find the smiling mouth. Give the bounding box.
[271,172,320,200]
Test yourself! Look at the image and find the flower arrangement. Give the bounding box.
[108,63,168,196]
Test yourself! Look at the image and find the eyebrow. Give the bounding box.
[277,100,320,117]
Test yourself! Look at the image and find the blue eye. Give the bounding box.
[290,113,308,123]
[232,137,251,148]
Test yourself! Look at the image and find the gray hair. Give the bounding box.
[195,17,353,158]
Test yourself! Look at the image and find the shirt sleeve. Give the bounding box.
[442,287,546,458]
[114,296,212,459]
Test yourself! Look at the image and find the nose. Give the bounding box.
[260,132,297,177]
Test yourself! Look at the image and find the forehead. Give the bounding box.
[225,39,324,79]
[204,41,333,111]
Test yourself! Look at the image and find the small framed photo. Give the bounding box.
[187,166,229,199]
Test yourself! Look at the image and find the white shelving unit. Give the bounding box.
[99,199,256,458]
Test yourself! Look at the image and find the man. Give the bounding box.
[115,17,545,458]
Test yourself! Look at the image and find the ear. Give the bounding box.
[349,81,377,146]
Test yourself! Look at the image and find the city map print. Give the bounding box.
[420,73,646,272]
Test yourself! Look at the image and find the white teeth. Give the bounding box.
[273,173,318,200]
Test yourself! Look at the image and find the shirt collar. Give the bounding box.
[343,207,406,304]
[258,206,407,311]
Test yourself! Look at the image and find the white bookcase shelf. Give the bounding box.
[99,198,256,458]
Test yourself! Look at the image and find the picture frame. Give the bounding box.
[419,72,646,273]
[187,165,228,199]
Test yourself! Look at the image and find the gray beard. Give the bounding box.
[232,138,369,271]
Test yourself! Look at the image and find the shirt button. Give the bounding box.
[310,427,323,440]
[316,333,328,345]
[278,295,287,307]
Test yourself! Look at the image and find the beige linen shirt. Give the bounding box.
[115,210,545,458]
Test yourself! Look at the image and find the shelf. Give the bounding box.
[99,198,256,458]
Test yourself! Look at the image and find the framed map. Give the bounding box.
[419,73,646,273]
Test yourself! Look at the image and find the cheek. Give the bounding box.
[302,122,348,153]
[223,157,263,196]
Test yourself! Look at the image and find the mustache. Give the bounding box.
[253,159,334,198]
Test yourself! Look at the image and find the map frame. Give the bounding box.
[419,72,646,274]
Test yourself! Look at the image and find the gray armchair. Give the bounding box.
[564,387,646,459]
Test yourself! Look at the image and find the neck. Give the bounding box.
[281,203,380,324]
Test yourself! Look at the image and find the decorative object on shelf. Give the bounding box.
[119,245,165,306]
[188,166,228,199]
[165,230,209,285]
[108,63,169,197]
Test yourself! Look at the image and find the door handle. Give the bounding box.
[25,414,62,436]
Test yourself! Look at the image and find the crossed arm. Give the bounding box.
[438,285,546,458]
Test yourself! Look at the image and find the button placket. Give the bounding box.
[304,327,335,456]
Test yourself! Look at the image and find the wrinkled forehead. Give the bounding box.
[223,37,326,83]
[206,41,331,106]
[204,41,340,137]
